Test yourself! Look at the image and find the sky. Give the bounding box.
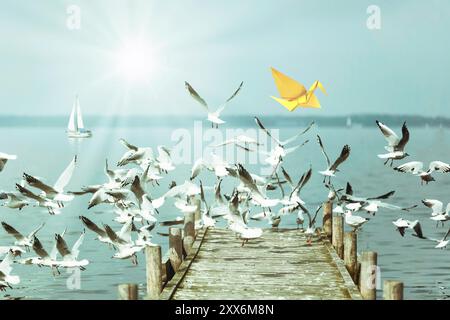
[0,0,449,117]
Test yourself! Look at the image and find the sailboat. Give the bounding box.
[67,95,92,138]
[346,116,352,128]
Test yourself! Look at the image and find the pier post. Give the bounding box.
[118,283,138,300]
[184,212,195,255]
[383,280,403,300]
[359,251,378,300]
[332,216,344,259]
[344,231,357,281]
[322,201,332,239]
[145,245,162,300]
[169,227,183,272]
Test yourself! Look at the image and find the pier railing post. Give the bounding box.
[145,245,162,300]
[118,283,138,300]
[169,227,183,272]
[383,280,403,300]
[183,212,195,255]
[344,231,357,282]
[332,215,344,259]
[322,201,332,239]
[359,251,378,300]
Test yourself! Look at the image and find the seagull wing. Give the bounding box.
[55,234,71,257]
[70,230,85,259]
[117,220,133,244]
[32,237,50,259]
[28,222,45,239]
[1,222,24,241]
[395,122,410,151]
[281,167,293,187]
[53,156,77,193]
[23,173,57,197]
[290,167,312,198]
[254,117,281,145]
[185,82,208,111]
[410,221,425,239]
[237,164,261,196]
[15,184,45,203]
[119,139,138,151]
[284,140,309,155]
[0,251,14,276]
[215,81,244,115]
[330,145,351,171]
[428,161,450,173]
[104,225,123,244]
[130,176,145,208]
[376,120,400,147]
[317,135,331,168]
[280,121,315,146]
[422,199,443,215]
[443,228,450,241]
[394,161,424,175]
[80,216,107,238]
[366,190,395,200]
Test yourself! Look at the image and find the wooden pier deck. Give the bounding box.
[159,227,362,300]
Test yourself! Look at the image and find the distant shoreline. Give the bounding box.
[0,114,447,128]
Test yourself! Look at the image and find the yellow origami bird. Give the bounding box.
[270,67,327,112]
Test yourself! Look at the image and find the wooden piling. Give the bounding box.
[383,280,403,300]
[332,216,344,259]
[183,212,195,254]
[169,227,183,272]
[344,231,357,281]
[322,201,332,238]
[145,245,162,299]
[118,283,138,300]
[359,251,378,300]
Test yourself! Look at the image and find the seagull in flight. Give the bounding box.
[1,222,45,251]
[394,161,450,185]
[54,230,89,270]
[185,81,243,128]
[255,117,313,170]
[22,155,77,207]
[0,251,20,291]
[376,120,410,166]
[317,135,350,184]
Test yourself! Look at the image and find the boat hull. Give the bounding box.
[67,130,92,138]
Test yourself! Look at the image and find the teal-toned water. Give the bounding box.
[0,123,449,300]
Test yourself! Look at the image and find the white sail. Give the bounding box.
[76,96,85,130]
[67,101,77,132]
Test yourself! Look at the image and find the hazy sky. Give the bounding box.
[1,0,449,117]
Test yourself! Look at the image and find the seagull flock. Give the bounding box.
[0,85,448,293]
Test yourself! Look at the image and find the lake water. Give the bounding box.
[0,123,449,300]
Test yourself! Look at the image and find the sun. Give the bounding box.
[114,39,154,83]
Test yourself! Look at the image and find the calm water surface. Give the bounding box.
[1,124,449,300]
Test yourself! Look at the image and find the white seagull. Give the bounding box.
[317,135,351,184]
[55,231,89,269]
[376,120,410,166]
[22,155,77,206]
[0,251,20,291]
[185,81,243,128]
[1,222,45,251]
[394,161,450,185]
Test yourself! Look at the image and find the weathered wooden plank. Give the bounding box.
[159,228,362,300]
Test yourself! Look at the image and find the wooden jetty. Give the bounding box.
[118,203,405,300]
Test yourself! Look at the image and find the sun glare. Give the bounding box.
[114,39,154,83]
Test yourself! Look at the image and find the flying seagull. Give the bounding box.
[317,135,350,184]
[1,222,45,251]
[185,81,243,128]
[376,120,410,166]
[394,161,450,185]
